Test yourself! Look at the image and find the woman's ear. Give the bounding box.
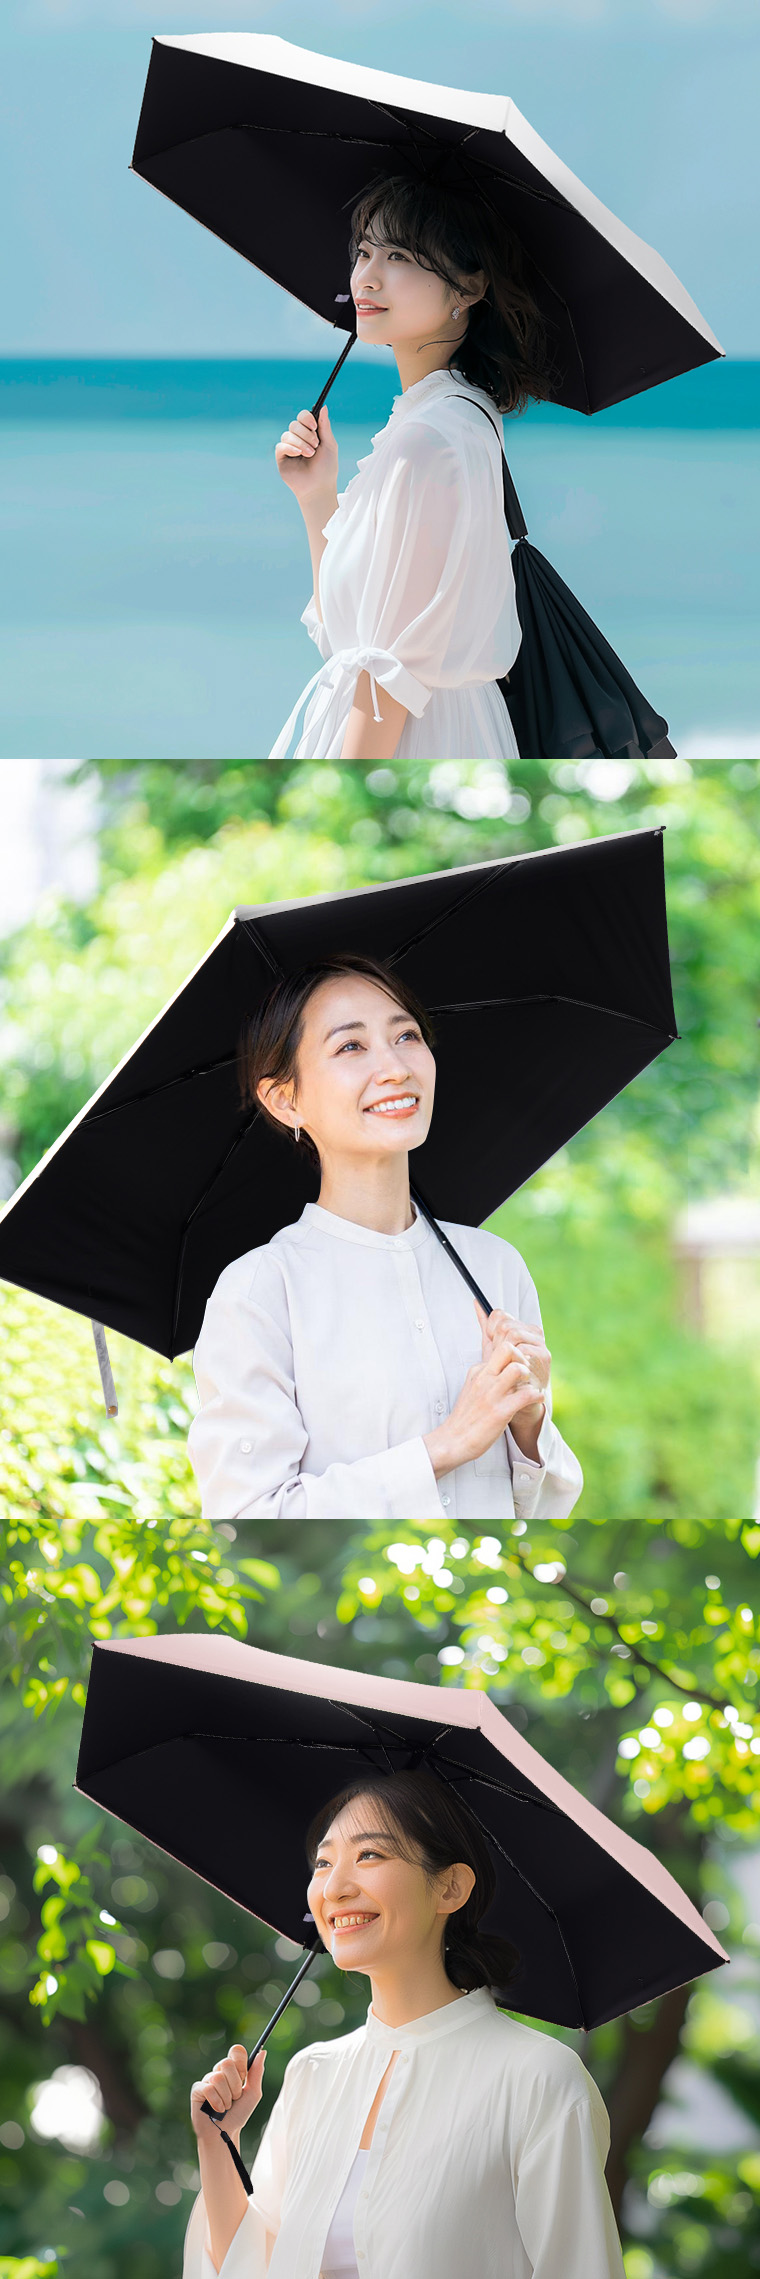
[438,1862,477,1916]
[256,1076,299,1133]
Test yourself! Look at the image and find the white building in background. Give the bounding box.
[0,760,99,938]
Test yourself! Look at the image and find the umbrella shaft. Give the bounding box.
[409,1185,493,1317]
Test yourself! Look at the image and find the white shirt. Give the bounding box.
[321,2148,368,2278]
[269,368,521,763]
[183,1988,625,2279]
[187,1202,583,1521]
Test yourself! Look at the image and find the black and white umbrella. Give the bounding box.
[131,32,722,417]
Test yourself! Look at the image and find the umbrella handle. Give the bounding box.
[200,1927,323,2198]
[310,328,356,426]
[91,1320,118,1416]
[409,1184,494,1317]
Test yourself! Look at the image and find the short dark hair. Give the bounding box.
[238,952,435,1169]
[350,173,554,416]
[305,1767,521,1997]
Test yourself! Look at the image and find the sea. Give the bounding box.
[1,356,758,761]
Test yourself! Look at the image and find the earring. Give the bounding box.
[294,1123,301,1143]
[452,305,460,320]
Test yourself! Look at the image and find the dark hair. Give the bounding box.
[305,1768,521,1997]
[238,952,435,1170]
[349,174,554,416]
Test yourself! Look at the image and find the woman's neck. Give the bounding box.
[316,1154,416,1236]
[367,1965,467,2029]
[393,341,457,393]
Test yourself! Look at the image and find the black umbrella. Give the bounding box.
[74,1634,726,2186]
[131,34,722,418]
[0,832,677,1407]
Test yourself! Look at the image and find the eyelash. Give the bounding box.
[337,1028,420,1054]
[357,248,408,263]
[314,1848,382,1868]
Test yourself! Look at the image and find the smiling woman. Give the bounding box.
[270,174,554,764]
[186,951,582,1521]
[184,1770,624,2279]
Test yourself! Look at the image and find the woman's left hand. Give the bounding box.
[475,1304,550,1422]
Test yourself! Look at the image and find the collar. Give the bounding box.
[364,1987,495,2049]
[387,367,492,421]
[300,1201,431,1255]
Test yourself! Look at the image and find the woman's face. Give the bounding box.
[350,230,484,349]
[259,974,436,1163]
[306,1794,474,1977]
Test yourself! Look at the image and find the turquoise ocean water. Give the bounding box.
[1,358,758,760]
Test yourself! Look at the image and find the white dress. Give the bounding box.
[269,368,522,763]
[187,1201,583,1522]
[182,1988,625,2279]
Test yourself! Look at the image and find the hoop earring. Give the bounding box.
[294,1124,301,1143]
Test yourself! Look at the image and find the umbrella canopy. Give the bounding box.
[0,832,676,1361]
[131,33,722,416]
[75,1634,727,2031]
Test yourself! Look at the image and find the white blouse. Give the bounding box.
[269,368,522,763]
[183,1988,625,2279]
[187,1202,583,1521]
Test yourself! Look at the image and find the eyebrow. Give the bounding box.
[323,1015,412,1042]
[315,1829,391,1849]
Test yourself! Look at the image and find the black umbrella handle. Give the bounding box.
[310,328,356,427]
[199,1921,323,2198]
[410,1183,494,1317]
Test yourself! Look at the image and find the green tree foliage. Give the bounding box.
[0,1512,759,2278]
[0,760,758,1522]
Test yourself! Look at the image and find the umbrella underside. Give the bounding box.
[77,1658,718,2031]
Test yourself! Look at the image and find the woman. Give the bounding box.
[185,1768,624,2277]
[270,174,553,764]
[187,952,582,1521]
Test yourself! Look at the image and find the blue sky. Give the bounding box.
[1,0,758,356]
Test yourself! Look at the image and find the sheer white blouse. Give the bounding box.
[187,1202,583,1521]
[183,1989,625,2279]
[269,368,522,763]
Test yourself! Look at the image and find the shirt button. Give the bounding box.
[435,1399,445,1414]
[441,1495,450,1508]
[415,1318,426,1332]
[240,1439,252,1453]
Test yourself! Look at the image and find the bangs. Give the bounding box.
[349,178,464,291]
[306,1780,426,1872]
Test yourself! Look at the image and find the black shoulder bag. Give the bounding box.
[466,400,675,761]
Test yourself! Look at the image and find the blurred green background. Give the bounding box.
[0,754,758,1521]
[0,1509,759,2279]
[0,756,759,2277]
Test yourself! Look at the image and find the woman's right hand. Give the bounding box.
[191,2044,266,2147]
[423,1340,539,1480]
[275,404,338,504]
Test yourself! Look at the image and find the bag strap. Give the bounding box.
[443,392,528,541]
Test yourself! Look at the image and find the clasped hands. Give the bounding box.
[423,1303,551,1481]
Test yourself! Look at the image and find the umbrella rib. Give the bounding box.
[169,1107,261,1355]
[238,918,285,979]
[429,1749,563,1815]
[428,1757,587,2026]
[427,993,677,1038]
[84,1051,239,1124]
[385,860,513,971]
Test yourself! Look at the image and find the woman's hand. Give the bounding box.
[423,1325,542,1481]
[275,404,339,507]
[191,2044,266,2147]
[478,1306,550,1411]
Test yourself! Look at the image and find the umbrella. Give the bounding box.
[131,33,722,418]
[75,1632,726,2042]
[0,832,677,1410]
